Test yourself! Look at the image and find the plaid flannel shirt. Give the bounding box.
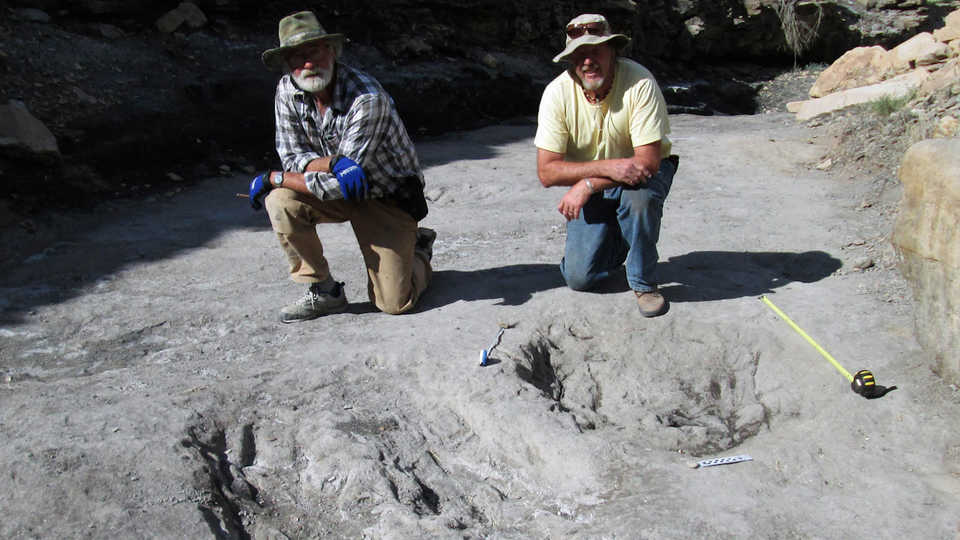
[273,63,424,201]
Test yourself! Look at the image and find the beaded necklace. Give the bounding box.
[581,69,614,104]
[583,88,609,104]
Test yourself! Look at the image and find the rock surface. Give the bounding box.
[2,113,958,538]
[2,3,960,536]
[892,138,960,384]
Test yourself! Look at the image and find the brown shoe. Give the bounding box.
[635,289,667,317]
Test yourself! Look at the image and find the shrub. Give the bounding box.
[869,92,915,116]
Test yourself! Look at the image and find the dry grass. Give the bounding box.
[869,91,916,117]
[774,0,824,67]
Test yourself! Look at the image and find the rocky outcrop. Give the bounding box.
[892,138,960,385]
[4,0,923,65]
[788,8,960,385]
[0,0,949,212]
[788,8,960,122]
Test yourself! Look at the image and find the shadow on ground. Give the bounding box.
[415,249,841,310]
[418,264,566,309]
[659,250,842,302]
[0,124,541,325]
[585,250,842,301]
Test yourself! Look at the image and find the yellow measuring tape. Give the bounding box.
[760,295,854,382]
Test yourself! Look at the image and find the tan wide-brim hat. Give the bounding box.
[553,13,631,63]
[261,11,345,71]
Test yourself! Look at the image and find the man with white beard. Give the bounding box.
[535,13,678,317]
[248,11,434,322]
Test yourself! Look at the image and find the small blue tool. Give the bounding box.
[480,327,505,366]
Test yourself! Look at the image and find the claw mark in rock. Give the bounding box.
[515,336,564,403]
[182,419,261,540]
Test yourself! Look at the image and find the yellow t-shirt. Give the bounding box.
[534,58,672,161]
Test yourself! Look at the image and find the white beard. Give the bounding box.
[580,74,605,92]
[293,67,333,93]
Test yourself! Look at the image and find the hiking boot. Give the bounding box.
[635,288,667,318]
[280,281,347,323]
[415,227,437,261]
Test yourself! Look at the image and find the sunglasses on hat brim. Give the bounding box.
[565,22,606,39]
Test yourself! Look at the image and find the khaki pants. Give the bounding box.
[264,188,431,315]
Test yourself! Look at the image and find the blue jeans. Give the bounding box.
[560,157,676,293]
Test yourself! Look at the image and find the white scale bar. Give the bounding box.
[693,454,753,469]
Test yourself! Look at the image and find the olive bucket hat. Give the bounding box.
[553,13,630,63]
[261,11,345,71]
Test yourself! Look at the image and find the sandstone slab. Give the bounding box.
[789,69,928,120]
[893,138,960,385]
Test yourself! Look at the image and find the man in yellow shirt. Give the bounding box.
[535,13,678,317]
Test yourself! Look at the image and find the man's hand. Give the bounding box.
[557,181,594,221]
[248,172,273,210]
[607,157,652,187]
[331,155,368,200]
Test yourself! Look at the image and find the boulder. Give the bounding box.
[0,100,60,159]
[915,41,952,66]
[932,9,960,43]
[918,57,960,96]
[892,138,960,385]
[156,2,207,34]
[809,46,892,98]
[889,32,940,70]
[932,116,959,138]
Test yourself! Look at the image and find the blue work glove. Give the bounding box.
[331,155,368,200]
[248,172,272,211]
